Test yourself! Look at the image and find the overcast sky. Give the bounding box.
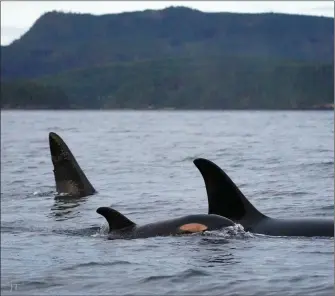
[1,1,334,45]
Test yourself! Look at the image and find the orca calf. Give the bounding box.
[193,158,334,237]
[96,207,236,240]
[49,132,96,197]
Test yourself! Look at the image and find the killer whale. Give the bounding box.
[49,132,96,197]
[96,206,236,240]
[193,158,334,237]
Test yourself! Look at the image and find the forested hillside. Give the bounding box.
[1,7,333,110]
[2,56,332,110]
[1,7,333,80]
[1,81,70,109]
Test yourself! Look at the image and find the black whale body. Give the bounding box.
[193,158,334,238]
[97,207,236,240]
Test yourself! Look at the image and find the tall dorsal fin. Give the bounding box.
[49,132,96,197]
[96,207,136,232]
[193,158,266,223]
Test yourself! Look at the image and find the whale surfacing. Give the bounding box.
[193,158,334,238]
[49,132,96,198]
[96,206,235,240]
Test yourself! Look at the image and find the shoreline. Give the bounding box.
[1,107,334,111]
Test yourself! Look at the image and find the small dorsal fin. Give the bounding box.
[96,207,136,232]
[193,158,266,223]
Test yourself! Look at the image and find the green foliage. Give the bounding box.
[30,56,333,109]
[1,7,333,110]
[1,80,71,109]
[1,7,333,80]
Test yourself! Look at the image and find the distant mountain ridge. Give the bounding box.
[1,6,334,80]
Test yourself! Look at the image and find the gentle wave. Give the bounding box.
[140,268,210,284]
[62,260,134,271]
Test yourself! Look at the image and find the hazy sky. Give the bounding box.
[1,1,334,45]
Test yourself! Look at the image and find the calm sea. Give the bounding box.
[1,110,334,295]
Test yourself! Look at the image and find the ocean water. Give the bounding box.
[1,110,334,296]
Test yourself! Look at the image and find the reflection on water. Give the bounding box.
[50,196,101,236]
[203,252,238,267]
[196,238,239,267]
[199,237,231,246]
[52,226,101,237]
[49,197,87,221]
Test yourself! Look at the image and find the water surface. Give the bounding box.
[1,110,334,295]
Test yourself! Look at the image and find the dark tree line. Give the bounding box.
[2,56,332,110]
[1,80,71,109]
